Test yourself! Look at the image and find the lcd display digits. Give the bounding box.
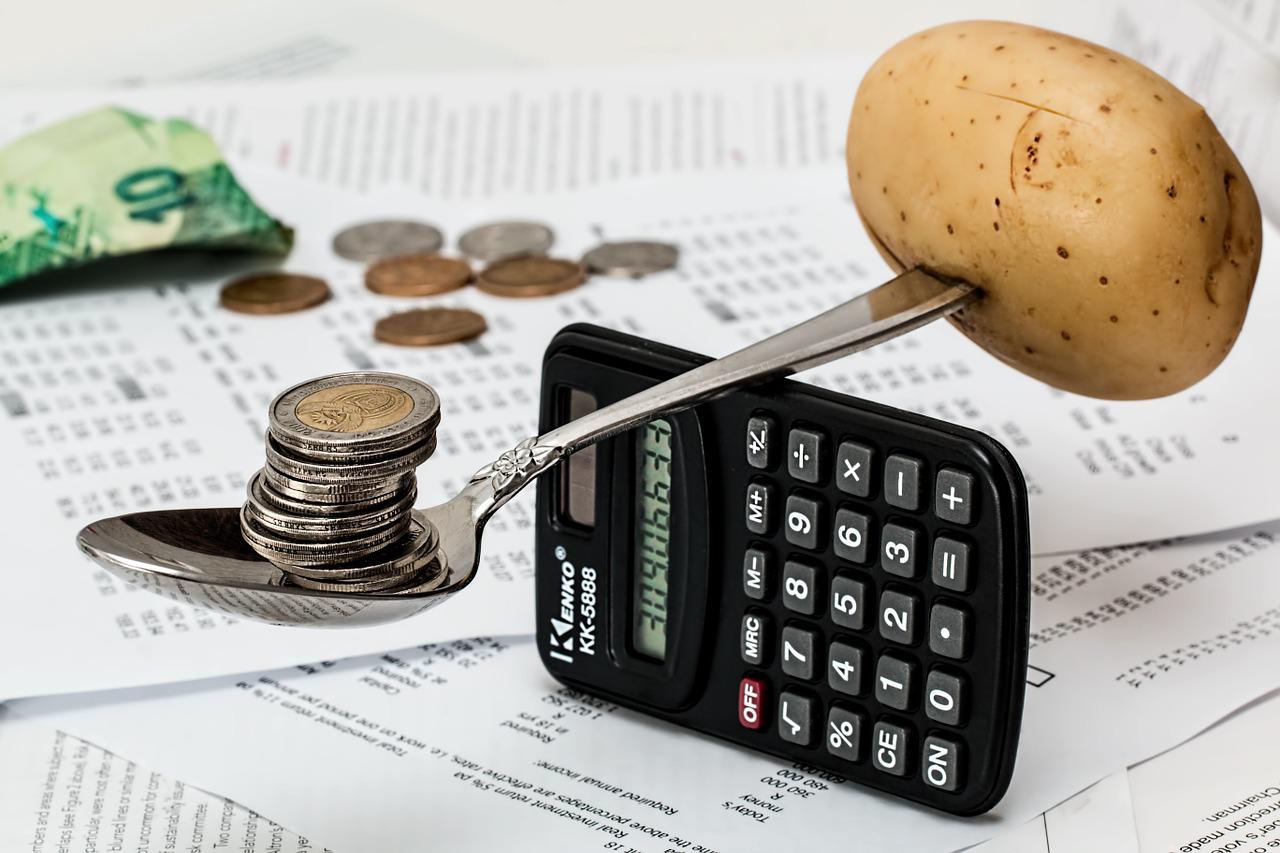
[633,418,674,660]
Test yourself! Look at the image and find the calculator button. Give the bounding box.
[872,721,912,777]
[830,575,868,631]
[746,415,776,470]
[836,440,874,498]
[879,589,920,645]
[787,427,825,483]
[825,705,865,762]
[743,547,772,600]
[827,640,868,696]
[741,612,770,666]
[874,652,917,711]
[781,625,819,680]
[738,677,766,730]
[778,691,816,747]
[745,480,774,535]
[935,467,976,525]
[880,522,920,578]
[932,537,971,593]
[929,603,970,659]
[922,736,963,792]
[925,669,966,726]
[784,493,822,550]
[833,507,870,564]
[883,454,923,511]
[781,559,820,615]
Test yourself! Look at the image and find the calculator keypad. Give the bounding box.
[733,409,1021,811]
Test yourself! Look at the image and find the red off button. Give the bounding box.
[738,677,765,730]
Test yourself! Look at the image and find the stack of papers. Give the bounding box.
[2,1,1280,850]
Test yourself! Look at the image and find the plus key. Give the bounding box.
[935,467,975,525]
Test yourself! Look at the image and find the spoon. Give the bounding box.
[77,269,976,627]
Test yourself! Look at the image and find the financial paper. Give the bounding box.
[3,168,1280,699]
[11,520,1280,852]
[0,709,332,853]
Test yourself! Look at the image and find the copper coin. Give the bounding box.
[220,273,330,315]
[475,256,586,298]
[364,254,473,297]
[373,307,488,347]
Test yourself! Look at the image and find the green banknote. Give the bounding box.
[0,106,292,288]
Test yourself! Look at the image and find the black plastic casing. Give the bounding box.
[534,323,1030,816]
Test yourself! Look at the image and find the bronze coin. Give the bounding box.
[373,307,488,347]
[475,256,586,298]
[364,254,473,297]
[220,273,330,315]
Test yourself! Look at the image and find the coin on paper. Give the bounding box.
[457,220,555,263]
[364,254,473,297]
[476,256,586,298]
[373,307,488,346]
[332,219,445,263]
[219,272,331,315]
[582,240,679,278]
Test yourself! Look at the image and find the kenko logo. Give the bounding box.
[547,545,598,664]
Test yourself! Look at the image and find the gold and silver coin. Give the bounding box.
[269,372,440,459]
[332,219,445,263]
[240,371,446,592]
[582,240,679,278]
[457,220,555,263]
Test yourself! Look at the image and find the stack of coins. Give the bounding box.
[240,372,446,593]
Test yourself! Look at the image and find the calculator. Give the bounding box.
[534,324,1030,815]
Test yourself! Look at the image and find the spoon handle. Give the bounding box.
[469,268,977,510]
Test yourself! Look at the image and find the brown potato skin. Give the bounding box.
[847,20,1262,399]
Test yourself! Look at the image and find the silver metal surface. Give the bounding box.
[457,220,555,263]
[77,269,977,628]
[582,240,680,278]
[331,220,445,263]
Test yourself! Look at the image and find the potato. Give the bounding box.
[847,20,1262,399]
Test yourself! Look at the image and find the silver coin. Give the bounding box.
[250,469,412,517]
[240,507,410,566]
[582,240,679,278]
[332,220,444,263]
[265,434,435,484]
[246,476,417,540]
[281,518,439,581]
[269,372,440,459]
[457,220,555,263]
[260,466,411,503]
[382,553,450,594]
[288,568,422,593]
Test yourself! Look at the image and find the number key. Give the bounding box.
[830,575,867,630]
[827,640,868,696]
[784,493,822,550]
[781,625,818,680]
[881,523,920,578]
[782,559,820,615]
[875,653,917,710]
[879,589,920,645]
[833,507,869,564]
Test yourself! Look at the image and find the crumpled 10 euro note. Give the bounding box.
[0,106,292,288]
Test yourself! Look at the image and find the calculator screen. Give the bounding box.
[633,418,675,660]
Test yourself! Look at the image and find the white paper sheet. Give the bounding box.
[12,520,1280,852]
[0,709,333,853]
[0,55,862,199]
[4,168,1280,699]
[971,771,1141,853]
